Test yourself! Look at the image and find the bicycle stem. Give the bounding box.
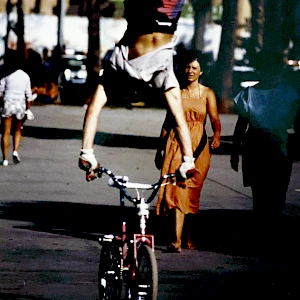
[137,198,149,235]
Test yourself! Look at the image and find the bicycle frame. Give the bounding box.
[96,167,176,300]
[118,186,155,279]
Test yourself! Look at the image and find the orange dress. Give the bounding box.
[156,90,211,215]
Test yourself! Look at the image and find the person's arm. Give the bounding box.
[230,115,248,172]
[0,78,5,95]
[206,88,221,149]
[292,104,300,161]
[164,87,195,178]
[25,77,33,110]
[165,87,193,157]
[79,84,107,178]
[154,111,173,170]
[0,78,5,106]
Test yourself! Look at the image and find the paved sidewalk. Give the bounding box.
[0,104,300,299]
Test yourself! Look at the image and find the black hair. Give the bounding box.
[181,49,203,66]
[254,51,284,74]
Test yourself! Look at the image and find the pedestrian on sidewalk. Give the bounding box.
[78,0,196,181]
[0,50,34,166]
[230,51,300,228]
[155,50,221,253]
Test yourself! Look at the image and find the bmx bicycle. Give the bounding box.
[94,166,176,300]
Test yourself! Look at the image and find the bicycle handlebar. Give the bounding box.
[94,167,176,204]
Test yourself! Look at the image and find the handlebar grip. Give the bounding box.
[80,162,101,182]
[186,168,197,179]
[175,168,197,188]
[86,171,97,182]
[108,176,129,187]
[108,178,114,186]
[79,158,91,172]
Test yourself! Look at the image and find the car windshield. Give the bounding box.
[62,56,86,71]
[68,59,84,67]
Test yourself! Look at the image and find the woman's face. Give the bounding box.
[185,60,203,83]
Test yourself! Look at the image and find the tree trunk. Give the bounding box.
[213,0,238,113]
[85,0,101,102]
[32,0,41,14]
[263,0,286,54]
[248,0,264,58]
[5,0,13,53]
[281,0,297,54]
[16,0,25,64]
[191,0,212,51]
[78,0,87,16]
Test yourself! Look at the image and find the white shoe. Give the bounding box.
[13,151,21,164]
[2,160,8,166]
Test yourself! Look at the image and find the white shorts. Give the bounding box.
[1,97,26,120]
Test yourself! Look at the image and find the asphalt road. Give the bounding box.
[1,104,300,299]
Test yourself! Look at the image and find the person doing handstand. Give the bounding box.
[78,0,195,180]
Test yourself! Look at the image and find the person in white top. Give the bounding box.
[0,51,34,166]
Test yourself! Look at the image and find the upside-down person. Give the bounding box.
[79,0,196,180]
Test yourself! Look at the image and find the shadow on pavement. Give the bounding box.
[1,201,300,298]
[1,200,300,257]
[22,125,233,154]
[0,293,49,300]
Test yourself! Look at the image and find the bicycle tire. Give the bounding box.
[98,244,122,300]
[132,244,158,300]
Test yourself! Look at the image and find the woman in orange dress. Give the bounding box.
[155,51,221,252]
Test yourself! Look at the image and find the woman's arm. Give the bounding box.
[206,88,221,149]
[25,77,33,110]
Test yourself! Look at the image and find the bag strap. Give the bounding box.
[193,130,207,158]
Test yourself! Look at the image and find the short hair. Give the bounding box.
[181,49,203,66]
[254,51,284,74]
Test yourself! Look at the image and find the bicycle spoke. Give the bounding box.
[98,244,122,300]
[132,244,158,300]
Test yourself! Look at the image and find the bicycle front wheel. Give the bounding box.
[132,244,158,300]
[98,244,122,300]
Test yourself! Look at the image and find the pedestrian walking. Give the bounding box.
[78,0,196,181]
[0,50,34,166]
[155,51,221,253]
[230,51,300,229]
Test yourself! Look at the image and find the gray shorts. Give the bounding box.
[106,42,179,92]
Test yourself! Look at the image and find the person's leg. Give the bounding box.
[272,156,293,216]
[12,117,23,163]
[1,117,12,163]
[169,208,185,253]
[185,213,198,250]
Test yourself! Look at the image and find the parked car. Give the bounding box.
[60,51,87,85]
[59,50,87,105]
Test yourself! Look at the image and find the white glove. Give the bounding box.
[25,109,34,120]
[79,148,98,172]
[179,156,195,179]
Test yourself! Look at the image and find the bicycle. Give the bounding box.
[94,166,177,300]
